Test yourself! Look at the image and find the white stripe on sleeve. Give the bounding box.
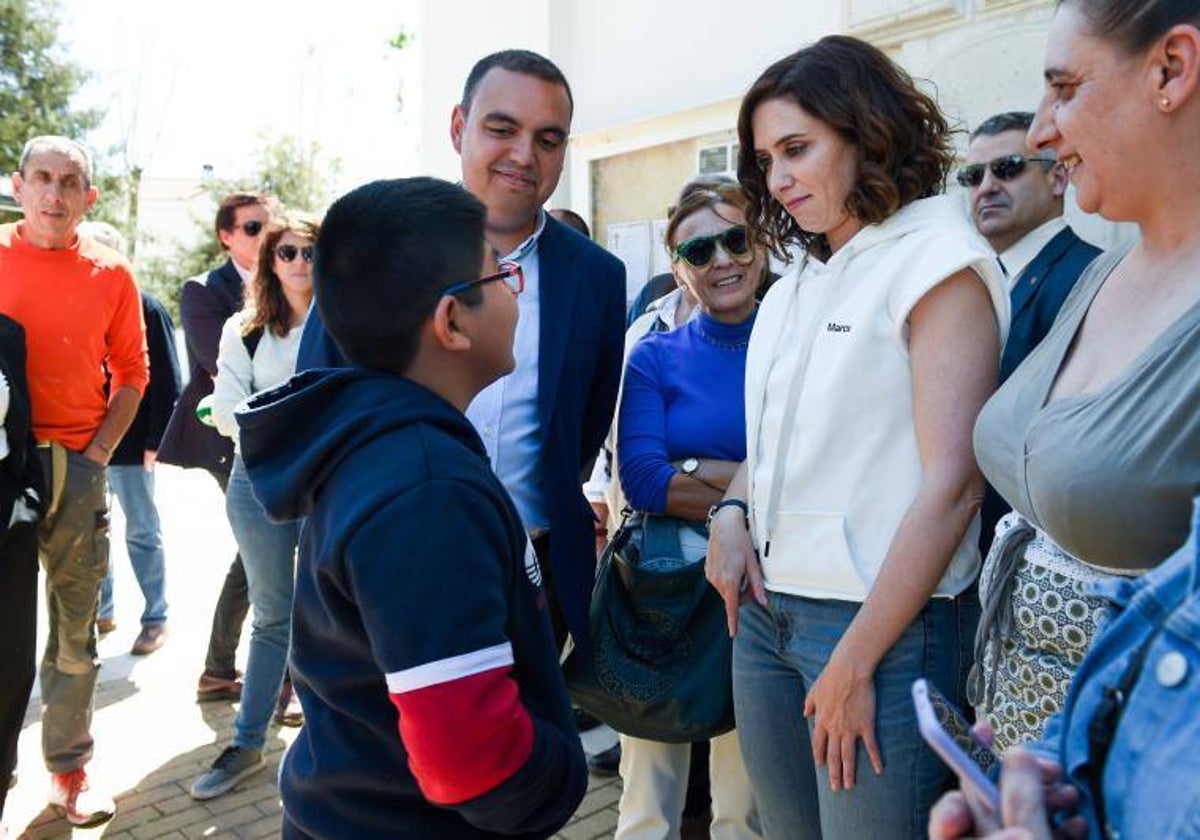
[385,642,515,693]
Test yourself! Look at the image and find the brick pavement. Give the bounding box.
[2,465,621,839]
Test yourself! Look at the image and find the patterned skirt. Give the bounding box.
[969,514,1132,753]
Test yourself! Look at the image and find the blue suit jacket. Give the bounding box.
[297,217,627,645]
[999,226,1101,383]
[981,225,1101,554]
[158,259,243,478]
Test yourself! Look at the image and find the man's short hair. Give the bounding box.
[970,111,1036,142]
[314,177,487,374]
[19,135,94,185]
[214,192,274,245]
[460,49,574,116]
[549,208,589,238]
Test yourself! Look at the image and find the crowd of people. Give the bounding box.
[0,0,1198,837]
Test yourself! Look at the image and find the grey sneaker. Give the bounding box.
[189,746,265,800]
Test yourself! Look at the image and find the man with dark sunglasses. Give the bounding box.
[963,112,1100,555]
[158,192,281,704]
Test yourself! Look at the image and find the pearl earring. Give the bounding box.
[1161,96,1172,109]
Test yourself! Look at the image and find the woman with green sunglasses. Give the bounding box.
[612,175,767,839]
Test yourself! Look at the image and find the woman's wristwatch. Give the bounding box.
[706,498,749,530]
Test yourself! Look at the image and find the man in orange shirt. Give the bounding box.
[0,135,147,828]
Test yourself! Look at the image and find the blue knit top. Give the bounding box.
[617,309,755,514]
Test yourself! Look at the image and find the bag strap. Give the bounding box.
[242,325,265,360]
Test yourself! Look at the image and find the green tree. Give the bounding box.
[135,133,340,321]
[0,0,99,175]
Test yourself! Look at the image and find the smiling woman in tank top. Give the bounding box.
[969,0,1200,754]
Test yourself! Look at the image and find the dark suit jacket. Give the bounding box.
[297,217,627,645]
[112,293,183,465]
[999,226,1101,383]
[0,315,44,527]
[981,225,1101,554]
[158,259,243,478]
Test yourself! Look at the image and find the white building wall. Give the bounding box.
[412,0,553,185]
[557,0,841,136]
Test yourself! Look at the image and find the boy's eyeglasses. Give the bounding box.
[956,154,1055,188]
[672,226,753,268]
[275,244,314,264]
[442,260,524,298]
[235,220,265,237]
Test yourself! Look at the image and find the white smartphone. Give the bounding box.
[912,678,1001,816]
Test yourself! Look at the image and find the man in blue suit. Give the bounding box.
[159,193,274,700]
[961,111,1101,553]
[298,50,626,658]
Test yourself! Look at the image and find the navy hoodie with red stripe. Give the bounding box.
[236,368,586,839]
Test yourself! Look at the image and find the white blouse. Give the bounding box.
[212,311,305,450]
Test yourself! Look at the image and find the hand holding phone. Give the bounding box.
[913,678,1000,816]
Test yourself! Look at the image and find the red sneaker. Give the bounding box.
[48,768,114,827]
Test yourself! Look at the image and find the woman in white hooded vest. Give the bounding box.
[704,36,1009,839]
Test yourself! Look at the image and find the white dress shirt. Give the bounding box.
[466,212,547,531]
[999,216,1067,290]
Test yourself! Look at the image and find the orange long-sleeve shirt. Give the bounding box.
[0,223,148,451]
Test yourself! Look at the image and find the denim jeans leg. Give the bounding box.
[732,598,822,840]
[735,594,961,840]
[204,468,249,679]
[225,457,299,751]
[798,597,957,840]
[108,464,169,625]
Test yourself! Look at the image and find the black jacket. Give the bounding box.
[158,259,242,477]
[0,315,44,527]
[112,293,183,465]
[239,369,586,839]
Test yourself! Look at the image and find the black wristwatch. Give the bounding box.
[706,498,749,530]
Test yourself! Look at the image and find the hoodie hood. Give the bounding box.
[825,195,977,267]
[235,368,483,522]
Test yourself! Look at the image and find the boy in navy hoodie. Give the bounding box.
[234,177,587,838]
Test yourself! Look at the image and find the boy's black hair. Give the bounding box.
[314,177,487,373]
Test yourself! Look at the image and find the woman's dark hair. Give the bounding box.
[1062,0,1200,54]
[737,35,954,260]
[247,212,321,338]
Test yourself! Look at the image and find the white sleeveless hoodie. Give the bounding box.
[745,195,1009,601]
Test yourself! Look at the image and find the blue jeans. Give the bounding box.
[100,464,168,625]
[732,593,968,840]
[225,456,300,751]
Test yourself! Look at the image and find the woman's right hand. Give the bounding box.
[705,506,767,636]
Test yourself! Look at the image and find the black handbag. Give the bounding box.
[564,511,735,743]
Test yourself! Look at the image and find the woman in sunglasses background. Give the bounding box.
[190,211,321,801]
[613,176,766,839]
[704,36,1008,839]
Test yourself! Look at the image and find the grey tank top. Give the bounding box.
[974,246,1200,571]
